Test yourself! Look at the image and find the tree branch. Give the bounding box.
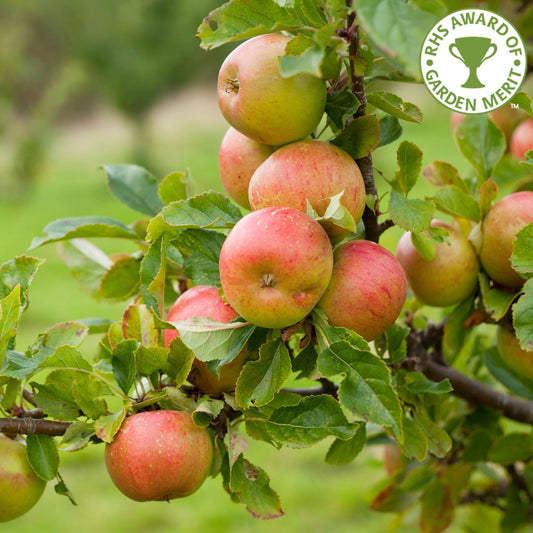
[0,417,71,437]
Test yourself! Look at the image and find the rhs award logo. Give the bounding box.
[421,9,526,114]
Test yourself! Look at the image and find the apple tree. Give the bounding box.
[1,0,533,531]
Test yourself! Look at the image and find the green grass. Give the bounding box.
[0,84,486,532]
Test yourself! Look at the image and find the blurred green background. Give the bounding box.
[0,1,524,532]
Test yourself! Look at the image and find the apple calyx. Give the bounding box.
[225,78,239,94]
[260,273,276,288]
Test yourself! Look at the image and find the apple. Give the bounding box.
[0,434,46,522]
[395,220,480,307]
[218,127,275,210]
[510,118,533,160]
[248,140,366,241]
[317,239,407,341]
[496,326,533,380]
[219,206,333,329]
[491,104,527,148]
[479,191,533,289]
[105,410,213,502]
[217,33,327,146]
[164,285,256,393]
[450,112,464,133]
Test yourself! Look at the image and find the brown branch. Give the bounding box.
[0,417,71,436]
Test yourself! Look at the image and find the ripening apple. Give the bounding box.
[217,33,327,146]
[510,118,533,160]
[164,285,257,393]
[496,326,533,380]
[105,410,213,502]
[248,140,366,241]
[219,206,333,329]
[0,434,46,522]
[396,220,480,307]
[218,127,275,210]
[479,191,533,289]
[491,105,527,148]
[317,239,407,341]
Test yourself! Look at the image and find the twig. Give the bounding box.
[0,417,70,437]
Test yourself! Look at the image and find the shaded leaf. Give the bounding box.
[331,114,381,160]
[27,434,59,481]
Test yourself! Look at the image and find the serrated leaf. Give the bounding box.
[479,178,499,219]
[147,190,242,242]
[111,340,137,395]
[317,340,403,440]
[172,316,256,364]
[30,217,139,249]
[192,399,225,427]
[511,224,533,277]
[375,323,409,364]
[393,140,423,194]
[98,255,140,302]
[197,0,301,50]
[331,114,381,160]
[27,434,59,481]
[229,454,284,519]
[158,171,188,205]
[513,278,533,351]
[431,185,481,222]
[325,423,366,465]
[235,340,291,409]
[173,229,225,286]
[0,285,22,368]
[33,373,80,421]
[388,189,433,233]
[122,303,158,346]
[264,395,357,447]
[422,160,467,192]
[71,373,108,419]
[367,90,422,123]
[455,114,505,180]
[0,255,45,309]
[377,114,402,148]
[57,239,111,298]
[60,421,95,452]
[102,164,164,216]
[355,0,439,80]
[94,408,127,443]
[326,87,359,130]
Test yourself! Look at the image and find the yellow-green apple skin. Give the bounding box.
[510,118,533,160]
[396,220,480,307]
[479,191,533,289]
[248,140,366,241]
[164,285,256,393]
[218,127,275,210]
[496,326,533,380]
[317,240,407,341]
[105,410,213,502]
[219,206,333,329]
[0,434,46,522]
[217,33,327,146]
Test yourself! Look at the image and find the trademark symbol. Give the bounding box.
[511,103,519,109]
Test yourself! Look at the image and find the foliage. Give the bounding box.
[1,1,533,532]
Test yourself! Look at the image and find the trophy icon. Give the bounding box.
[449,36,497,88]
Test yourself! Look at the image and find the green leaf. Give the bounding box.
[171,316,256,364]
[98,255,141,302]
[173,229,225,287]
[44,322,89,349]
[399,414,428,461]
[317,340,403,440]
[30,217,139,249]
[325,423,366,465]
[279,36,325,78]
[393,140,423,194]
[122,304,158,347]
[192,398,225,427]
[33,375,80,421]
[479,178,499,219]
[513,278,533,351]
[413,408,452,458]
[355,0,439,80]
[331,114,381,160]
[60,421,96,451]
[229,454,284,519]
[158,171,188,205]
[511,224,533,277]
[264,395,357,447]
[0,255,45,310]
[367,91,422,123]
[406,375,452,395]
[431,185,481,222]
[374,323,409,364]
[388,189,434,233]
[510,91,533,116]
[235,340,292,409]
[102,164,164,216]
[455,114,506,180]
[94,408,128,443]
[377,114,402,148]
[71,373,108,420]
[488,433,533,463]
[111,340,138,395]
[147,190,242,242]
[419,477,454,533]
[481,284,518,322]
[326,87,359,130]
[307,192,357,237]
[422,160,468,192]
[57,240,110,298]
[26,434,59,481]
[0,285,22,369]
[197,0,302,50]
